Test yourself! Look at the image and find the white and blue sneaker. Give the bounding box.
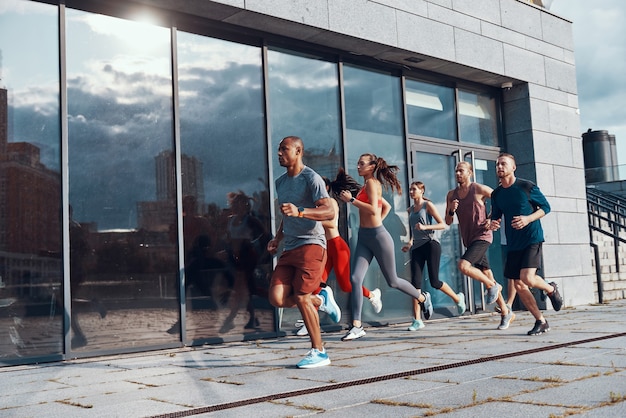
[296,348,330,368]
[456,292,466,315]
[318,287,341,323]
[421,291,433,320]
[408,319,425,331]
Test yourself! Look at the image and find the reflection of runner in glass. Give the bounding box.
[220,191,270,332]
[402,181,465,332]
[338,154,433,341]
[69,205,106,348]
[296,171,382,337]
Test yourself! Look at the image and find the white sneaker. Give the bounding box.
[296,325,309,336]
[369,288,383,314]
[341,326,366,341]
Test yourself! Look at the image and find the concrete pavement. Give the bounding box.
[1,300,625,417]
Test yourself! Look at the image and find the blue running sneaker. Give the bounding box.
[318,287,341,323]
[456,292,466,315]
[297,348,330,368]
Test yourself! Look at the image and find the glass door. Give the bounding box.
[408,141,503,315]
[408,142,462,317]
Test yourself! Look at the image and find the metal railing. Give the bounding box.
[586,187,626,303]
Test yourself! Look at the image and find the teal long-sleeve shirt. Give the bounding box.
[491,178,550,252]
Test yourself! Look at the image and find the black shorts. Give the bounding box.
[504,243,543,279]
[461,240,490,270]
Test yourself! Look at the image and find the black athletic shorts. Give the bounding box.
[504,243,542,279]
[461,240,490,270]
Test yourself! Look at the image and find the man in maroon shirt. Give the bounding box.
[445,161,514,330]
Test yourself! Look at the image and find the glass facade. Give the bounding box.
[406,79,456,141]
[0,0,503,365]
[66,10,178,351]
[0,1,63,362]
[176,32,272,341]
[458,89,499,147]
[266,48,343,328]
[343,65,411,321]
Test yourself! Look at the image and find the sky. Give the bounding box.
[549,0,626,173]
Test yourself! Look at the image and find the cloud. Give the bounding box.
[551,0,626,169]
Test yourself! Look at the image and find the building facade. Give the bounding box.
[0,0,592,366]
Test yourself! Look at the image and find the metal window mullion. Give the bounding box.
[59,1,71,357]
[170,26,186,343]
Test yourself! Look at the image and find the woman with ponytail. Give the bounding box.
[295,169,382,337]
[338,154,433,341]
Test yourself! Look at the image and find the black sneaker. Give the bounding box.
[547,282,563,311]
[527,320,550,335]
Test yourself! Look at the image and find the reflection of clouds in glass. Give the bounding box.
[74,13,168,53]
[66,11,174,230]
[267,49,341,159]
[1,2,60,172]
[269,50,338,90]
[177,32,267,209]
[68,56,171,104]
[178,38,260,71]
[0,0,56,15]
[344,65,402,136]
[10,84,58,116]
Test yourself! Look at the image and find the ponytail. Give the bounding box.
[329,167,362,198]
[371,155,402,195]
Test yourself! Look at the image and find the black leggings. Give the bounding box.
[410,240,443,290]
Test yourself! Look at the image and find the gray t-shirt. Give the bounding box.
[275,166,329,251]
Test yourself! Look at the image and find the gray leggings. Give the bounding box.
[351,225,423,321]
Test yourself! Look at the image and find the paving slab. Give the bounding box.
[0,300,624,417]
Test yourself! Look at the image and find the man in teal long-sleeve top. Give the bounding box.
[489,153,563,336]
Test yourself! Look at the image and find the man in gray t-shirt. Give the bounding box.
[267,136,336,368]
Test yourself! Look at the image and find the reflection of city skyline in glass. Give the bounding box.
[0,87,61,256]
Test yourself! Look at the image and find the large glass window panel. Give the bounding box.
[267,48,342,329]
[458,89,499,147]
[406,79,456,140]
[0,1,62,363]
[67,10,177,351]
[343,65,409,323]
[177,32,271,341]
[267,49,342,181]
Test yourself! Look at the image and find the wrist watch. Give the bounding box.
[349,197,355,203]
[298,206,305,217]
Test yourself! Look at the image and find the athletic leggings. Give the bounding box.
[410,240,444,290]
[323,236,370,298]
[351,225,423,321]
